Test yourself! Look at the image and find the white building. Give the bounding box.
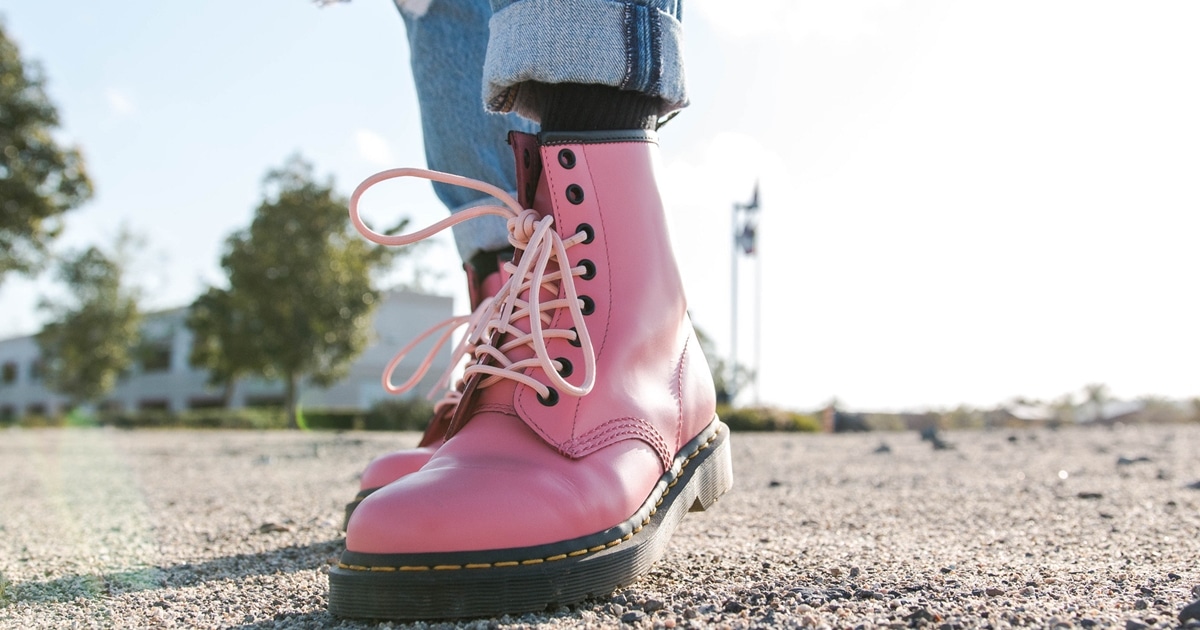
[0,289,454,421]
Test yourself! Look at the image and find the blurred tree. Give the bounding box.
[1049,392,1076,425]
[186,287,247,406]
[36,237,141,406]
[692,322,753,406]
[1082,382,1111,423]
[188,155,401,428]
[0,20,94,282]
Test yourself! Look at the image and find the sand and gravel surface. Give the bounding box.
[2,423,1199,629]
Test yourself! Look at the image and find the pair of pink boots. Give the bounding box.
[330,130,733,620]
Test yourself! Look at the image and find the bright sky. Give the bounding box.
[2,1,1198,412]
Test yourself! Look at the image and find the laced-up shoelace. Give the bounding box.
[377,299,492,414]
[350,168,596,405]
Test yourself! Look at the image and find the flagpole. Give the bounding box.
[730,182,760,407]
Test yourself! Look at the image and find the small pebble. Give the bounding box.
[1181,599,1200,624]
[622,610,646,624]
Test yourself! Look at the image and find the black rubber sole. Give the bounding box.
[328,416,733,620]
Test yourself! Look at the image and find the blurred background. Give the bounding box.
[1,0,1198,429]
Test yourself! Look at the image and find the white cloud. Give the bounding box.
[355,129,396,167]
[105,88,135,115]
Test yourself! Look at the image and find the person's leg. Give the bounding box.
[398,0,537,262]
[332,0,729,619]
[344,0,536,525]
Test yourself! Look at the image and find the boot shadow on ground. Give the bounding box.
[1,539,344,606]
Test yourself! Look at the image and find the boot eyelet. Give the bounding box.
[579,295,595,316]
[565,184,585,205]
[555,357,573,378]
[558,149,576,169]
[568,327,582,347]
[538,388,559,406]
[523,149,530,168]
[579,259,596,280]
[576,224,594,244]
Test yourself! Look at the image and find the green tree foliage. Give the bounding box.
[692,322,753,405]
[0,20,94,281]
[36,243,141,405]
[188,155,399,428]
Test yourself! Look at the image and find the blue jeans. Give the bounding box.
[395,0,688,263]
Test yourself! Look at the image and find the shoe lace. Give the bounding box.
[350,167,596,404]
[377,298,491,414]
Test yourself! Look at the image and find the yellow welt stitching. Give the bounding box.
[494,561,519,568]
[399,566,430,572]
[568,549,589,557]
[369,566,396,572]
[521,559,544,565]
[589,545,607,553]
[433,565,462,571]
[545,554,567,562]
[465,563,492,569]
[607,540,622,548]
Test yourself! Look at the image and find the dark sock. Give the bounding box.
[529,82,661,132]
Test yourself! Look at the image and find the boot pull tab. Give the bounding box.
[508,131,543,208]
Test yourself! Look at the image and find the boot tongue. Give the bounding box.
[447,133,559,435]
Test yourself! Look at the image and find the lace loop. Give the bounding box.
[349,166,597,409]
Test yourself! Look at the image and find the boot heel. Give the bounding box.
[688,420,734,513]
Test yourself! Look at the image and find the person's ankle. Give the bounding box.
[526,82,660,132]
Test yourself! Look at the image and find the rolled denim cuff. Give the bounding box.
[483,0,688,120]
[448,193,518,262]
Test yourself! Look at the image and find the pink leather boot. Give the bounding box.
[342,259,510,529]
[330,130,733,620]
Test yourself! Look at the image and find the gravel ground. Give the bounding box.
[2,423,1199,629]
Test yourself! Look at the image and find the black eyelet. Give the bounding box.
[579,295,594,316]
[558,149,576,169]
[576,223,594,244]
[568,327,581,347]
[579,259,596,280]
[555,357,573,378]
[565,184,585,205]
[522,149,530,168]
[538,388,559,406]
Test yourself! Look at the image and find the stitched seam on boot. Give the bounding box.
[475,403,517,416]
[565,144,616,442]
[561,416,671,467]
[337,426,719,573]
[674,335,687,452]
